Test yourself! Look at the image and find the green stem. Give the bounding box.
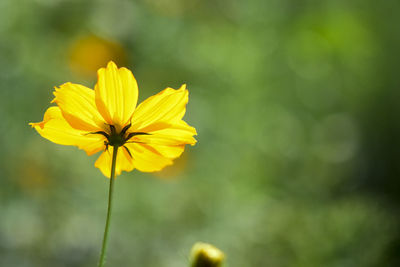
[98,146,119,267]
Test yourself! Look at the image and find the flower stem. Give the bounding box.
[98,146,119,267]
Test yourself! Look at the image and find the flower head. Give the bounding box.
[190,242,225,267]
[30,61,197,177]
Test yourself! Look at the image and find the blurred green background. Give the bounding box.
[0,0,399,266]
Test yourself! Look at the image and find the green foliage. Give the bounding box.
[0,0,399,266]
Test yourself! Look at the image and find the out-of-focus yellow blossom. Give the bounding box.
[69,35,126,76]
[30,61,197,177]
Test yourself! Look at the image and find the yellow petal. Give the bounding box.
[132,120,197,146]
[94,61,138,129]
[124,143,173,172]
[127,85,196,167]
[150,144,185,159]
[52,82,106,132]
[30,107,105,155]
[131,84,188,131]
[94,146,134,177]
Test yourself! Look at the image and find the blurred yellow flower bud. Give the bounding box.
[190,242,225,267]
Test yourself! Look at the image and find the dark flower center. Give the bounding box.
[90,124,150,156]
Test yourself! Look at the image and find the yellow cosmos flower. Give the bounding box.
[30,61,197,177]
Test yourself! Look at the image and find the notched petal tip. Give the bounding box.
[97,61,118,76]
[107,60,118,69]
[190,138,197,146]
[50,87,59,104]
[51,84,68,102]
[30,106,58,129]
[29,122,44,129]
[29,122,41,129]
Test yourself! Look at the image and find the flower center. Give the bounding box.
[108,124,128,147]
[108,131,126,147]
[89,124,150,150]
